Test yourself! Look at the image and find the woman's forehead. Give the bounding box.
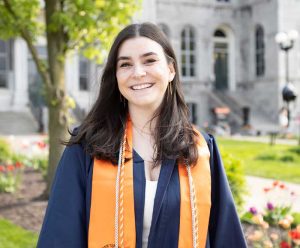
[117,37,165,58]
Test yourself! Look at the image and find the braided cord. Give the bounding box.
[119,132,126,248]
[114,141,123,248]
[115,129,127,248]
[186,163,199,248]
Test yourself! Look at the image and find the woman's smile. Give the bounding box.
[130,83,155,90]
[116,37,175,110]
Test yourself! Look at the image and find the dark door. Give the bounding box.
[214,42,228,90]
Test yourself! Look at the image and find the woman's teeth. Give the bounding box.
[131,83,153,90]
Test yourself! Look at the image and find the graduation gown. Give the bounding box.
[37,134,247,248]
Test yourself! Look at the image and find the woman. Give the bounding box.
[37,23,246,248]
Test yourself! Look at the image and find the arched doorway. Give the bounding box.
[213,29,229,90]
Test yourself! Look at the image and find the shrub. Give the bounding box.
[0,139,11,163]
[279,155,295,162]
[0,163,23,193]
[289,146,300,156]
[222,152,247,213]
[255,154,277,161]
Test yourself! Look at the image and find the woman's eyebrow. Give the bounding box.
[141,52,158,58]
[117,52,158,62]
[117,56,130,62]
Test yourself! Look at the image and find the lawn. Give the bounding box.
[217,138,300,184]
[0,218,38,248]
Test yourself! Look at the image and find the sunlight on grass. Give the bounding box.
[0,218,37,248]
[217,138,300,183]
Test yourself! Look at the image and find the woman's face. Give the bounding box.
[116,37,175,111]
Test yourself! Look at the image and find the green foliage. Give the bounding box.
[255,154,277,161]
[221,151,247,213]
[289,146,300,155]
[0,139,11,163]
[0,0,42,40]
[292,212,300,227]
[0,218,38,248]
[263,205,292,226]
[279,155,294,162]
[0,0,141,63]
[0,172,21,193]
[30,156,48,179]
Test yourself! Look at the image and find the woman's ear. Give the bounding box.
[168,62,176,82]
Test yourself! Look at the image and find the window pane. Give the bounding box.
[0,73,7,87]
[189,29,194,39]
[0,41,6,53]
[0,57,6,70]
[255,26,265,77]
[190,67,195,77]
[80,60,88,74]
[182,67,186,76]
[181,40,186,50]
[181,55,186,64]
[80,77,88,91]
[190,55,195,64]
[181,30,186,38]
[190,41,195,50]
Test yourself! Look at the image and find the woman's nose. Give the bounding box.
[132,64,146,78]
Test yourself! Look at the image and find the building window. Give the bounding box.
[181,26,196,78]
[79,56,89,91]
[187,102,197,124]
[0,40,12,88]
[255,25,265,77]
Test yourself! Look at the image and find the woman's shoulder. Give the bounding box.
[61,127,93,171]
[192,126,216,147]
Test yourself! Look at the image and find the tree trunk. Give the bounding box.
[44,0,68,197]
[46,102,68,196]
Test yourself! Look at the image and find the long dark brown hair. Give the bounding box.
[66,22,199,166]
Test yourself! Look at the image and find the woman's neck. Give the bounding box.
[128,105,157,134]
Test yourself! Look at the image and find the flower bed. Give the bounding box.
[242,180,300,247]
[0,138,48,193]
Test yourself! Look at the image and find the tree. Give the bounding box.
[0,0,140,196]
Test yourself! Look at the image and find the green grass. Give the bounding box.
[0,218,38,248]
[217,138,300,183]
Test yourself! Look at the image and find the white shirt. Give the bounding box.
[142,180,158,248]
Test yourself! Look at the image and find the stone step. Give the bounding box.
[0,111,38,135]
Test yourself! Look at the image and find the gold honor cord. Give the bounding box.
[114,126,198,248]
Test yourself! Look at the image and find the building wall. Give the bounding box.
[278,0,300,131]
[236,0,280,123]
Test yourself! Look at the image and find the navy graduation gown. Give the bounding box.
[37,134,247,248]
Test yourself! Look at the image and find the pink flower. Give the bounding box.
[267,202,274,211]
[249,207,258,215]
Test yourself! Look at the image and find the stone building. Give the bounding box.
[1,0,300,134]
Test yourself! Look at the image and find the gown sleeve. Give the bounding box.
[204,134,247,248]
[37,144,89,248]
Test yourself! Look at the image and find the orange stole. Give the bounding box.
[88,124,211,248]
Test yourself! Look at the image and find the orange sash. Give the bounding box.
[88,118,211,248]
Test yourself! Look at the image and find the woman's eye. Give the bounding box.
[120,62,131,68]
[145,59,157,64]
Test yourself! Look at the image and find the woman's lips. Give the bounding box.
[130,83,154,90]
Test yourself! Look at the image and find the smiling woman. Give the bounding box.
[37,23,247,248]
[116,37,175,112]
